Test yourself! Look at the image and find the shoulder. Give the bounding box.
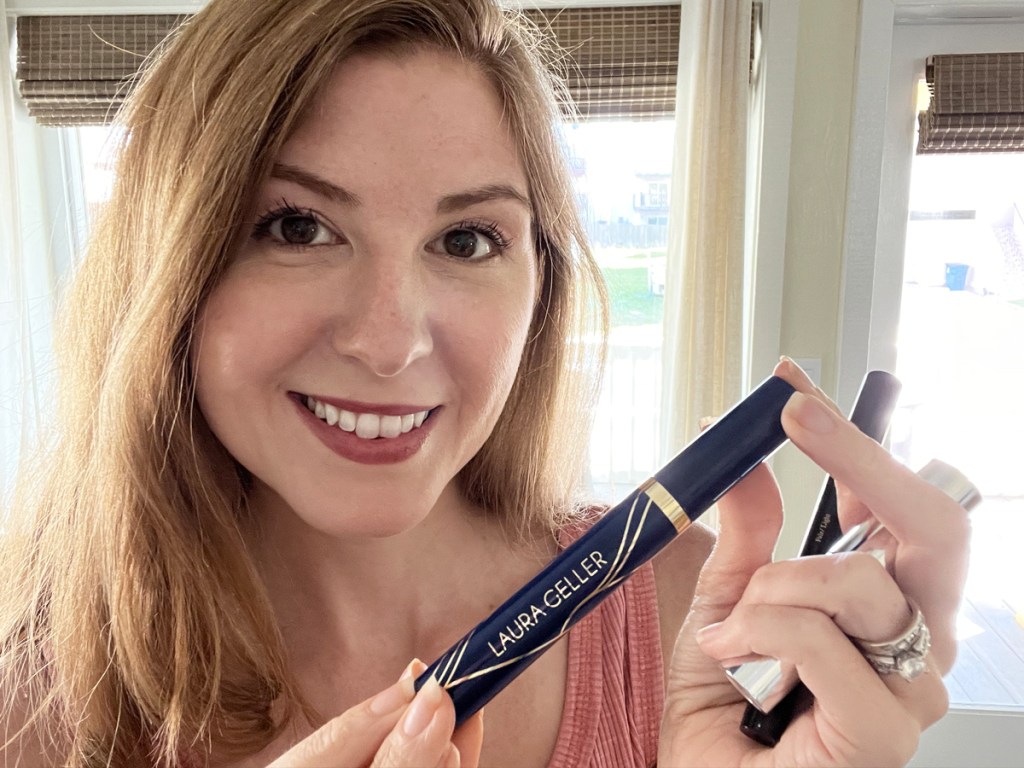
[652,521,716,671]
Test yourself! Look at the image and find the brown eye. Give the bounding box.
[428,226,505,261]
[252,206,340,248]
[278,215,322,245]
[444,229,490,259]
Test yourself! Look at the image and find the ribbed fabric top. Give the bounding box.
[546,521,664,768]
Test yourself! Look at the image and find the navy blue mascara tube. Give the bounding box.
[416,375,796,724]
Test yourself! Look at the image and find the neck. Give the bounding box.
[244,482,556,674]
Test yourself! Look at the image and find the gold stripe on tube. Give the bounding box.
[639,478,690,533]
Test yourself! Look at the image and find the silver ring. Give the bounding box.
[854,598,931,681]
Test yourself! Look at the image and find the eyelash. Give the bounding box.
[251,200,324,243]
[250,202,513,255]
[450,219,512,251]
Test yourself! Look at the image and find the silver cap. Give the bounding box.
[725,657,797,714]
[918,459,982,511]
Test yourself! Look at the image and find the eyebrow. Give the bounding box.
[269,163,530,214]
[271,163,362,206]
[436,184,531,214]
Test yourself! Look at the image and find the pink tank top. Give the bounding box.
[547,520,664,768]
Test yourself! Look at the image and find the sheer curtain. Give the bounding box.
[660,0,752,460]
[0,0,68,508]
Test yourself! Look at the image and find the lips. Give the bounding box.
[291,392,439,465]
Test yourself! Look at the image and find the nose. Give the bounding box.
[331,253,434,378]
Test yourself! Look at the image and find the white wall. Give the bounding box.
[766,0,862,557]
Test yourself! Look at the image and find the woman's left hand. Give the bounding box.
[659,359,971,767]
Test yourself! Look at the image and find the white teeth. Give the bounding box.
[338,409,356,432]
[379,415,402,438]
[355,413,380,439]
[323,403,339,426]
[304,395,430,439]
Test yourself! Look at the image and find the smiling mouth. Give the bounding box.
[302,395,433,440]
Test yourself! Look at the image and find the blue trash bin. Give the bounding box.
[945,263,969,291]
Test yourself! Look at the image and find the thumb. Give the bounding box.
[664,462,784,715]
[694,461,784,618]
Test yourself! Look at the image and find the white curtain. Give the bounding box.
[660,0,752,458]
[1,3,66,509]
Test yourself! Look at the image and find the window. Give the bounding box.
[561,120,674,501]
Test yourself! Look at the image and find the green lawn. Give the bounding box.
[601,266,664,327]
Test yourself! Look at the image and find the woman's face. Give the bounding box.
[192,49,538,537]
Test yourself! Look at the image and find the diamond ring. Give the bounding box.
[854,598,931,682]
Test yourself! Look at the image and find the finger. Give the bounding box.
[664,463,785,716]
[834,478,878,534]
[735,551,912,642]
[698,551,949,729]
[437,743,460,768]
[268,660,421,768]
[774,357,844,417]
[781,392,970,668]
[371,677,457,768]
[450,709,484,768]
[781,392,967,548]
[696,603,948,737]
[774,358,891,533]
[699,462,785,610]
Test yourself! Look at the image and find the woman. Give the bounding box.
[0,0,968,765]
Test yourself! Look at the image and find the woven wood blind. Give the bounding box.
[15,15,186,126]
[15,5,679,127]
[522,5,680,120]
[918,52,1024,154]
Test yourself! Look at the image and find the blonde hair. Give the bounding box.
[1,0,607,763]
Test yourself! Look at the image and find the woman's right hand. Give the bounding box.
[268,661,484,768]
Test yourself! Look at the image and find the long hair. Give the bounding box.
[0,0,607,763]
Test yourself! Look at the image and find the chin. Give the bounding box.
[276,484,444,540]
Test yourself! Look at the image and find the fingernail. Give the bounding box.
[368,660,420,715]
[400,658,425,681]
[696,621,725,645]
[698,416,717,431]
[789,392,836,434]
[401,676,443,738]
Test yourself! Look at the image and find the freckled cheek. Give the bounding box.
[190,292,294,408]
[459,304,535,410]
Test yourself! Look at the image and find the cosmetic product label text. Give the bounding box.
[486,551,608,659]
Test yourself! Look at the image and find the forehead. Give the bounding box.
[277,48,527,199]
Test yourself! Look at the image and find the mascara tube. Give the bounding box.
[416,375,796,725]
[729,459,981,719]
[737,369,902,746]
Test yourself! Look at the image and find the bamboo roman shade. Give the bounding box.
[15,5,679,127]
[522,6,680,120]
[15,15,186,126]
[918,52,1024,154]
